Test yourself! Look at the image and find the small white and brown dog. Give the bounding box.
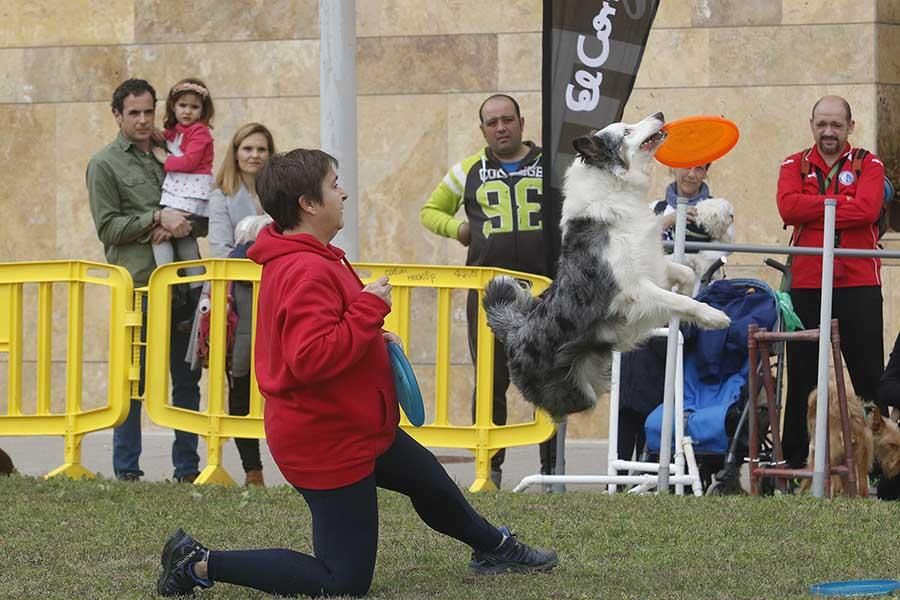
[681,197,735,287]
[234,214,273,246]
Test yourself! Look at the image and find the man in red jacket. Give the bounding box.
[156,149,558,598]
[776,95,886,469]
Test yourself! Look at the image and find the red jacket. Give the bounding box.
[776,143,885,289]
[247,226,399,489]
[163,122,214,175]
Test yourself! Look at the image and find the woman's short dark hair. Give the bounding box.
[257,149,338,231]
[111,79,157,114]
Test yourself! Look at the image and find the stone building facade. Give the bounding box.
[1,1,899,439]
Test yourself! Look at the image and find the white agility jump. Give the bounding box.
[513,328,703,495]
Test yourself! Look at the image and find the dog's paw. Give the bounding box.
[695,305,730,330]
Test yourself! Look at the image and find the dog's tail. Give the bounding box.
[482,275,535,342]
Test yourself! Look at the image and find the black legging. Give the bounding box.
[206,428,502,597]
[229,375,262,472]
[782,286,884,468]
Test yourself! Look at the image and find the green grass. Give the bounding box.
[2,476,900,599]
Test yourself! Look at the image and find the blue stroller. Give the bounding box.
[643,277,780,493]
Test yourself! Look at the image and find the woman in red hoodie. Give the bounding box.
[157,149,558,598]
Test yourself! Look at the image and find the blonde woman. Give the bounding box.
[207,123,275,486]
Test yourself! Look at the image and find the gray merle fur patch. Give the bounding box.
[482,217,622,419]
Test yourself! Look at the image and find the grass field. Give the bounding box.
[2,475,899,599]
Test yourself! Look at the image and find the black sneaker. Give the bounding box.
[469,526,558,575]
[157,528,213,597]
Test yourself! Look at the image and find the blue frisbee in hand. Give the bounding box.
[810,579,900,597]
[387,341,425,427]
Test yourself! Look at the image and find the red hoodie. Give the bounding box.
[247,225,399,489]
[776,143,884,289]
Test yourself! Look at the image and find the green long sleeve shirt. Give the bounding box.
[86,132,164,287]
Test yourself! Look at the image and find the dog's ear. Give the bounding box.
[872,406,884,432]
[573,132,622,170]
[572,135,600,161]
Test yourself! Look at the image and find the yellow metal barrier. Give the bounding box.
[359,264,556,492]
[0,260,138,479]
[131,288,148,401]
[144,259,262,486]
[143,260,555,490]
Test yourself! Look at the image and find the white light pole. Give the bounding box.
[320,0,358,259]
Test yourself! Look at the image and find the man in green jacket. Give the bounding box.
[86,78,201,483]
[420,94,555,488]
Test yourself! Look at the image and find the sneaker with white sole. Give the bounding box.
[469,526,558,575]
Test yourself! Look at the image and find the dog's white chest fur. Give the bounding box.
[561,160,672,347]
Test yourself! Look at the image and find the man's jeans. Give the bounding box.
[113,298,201,480]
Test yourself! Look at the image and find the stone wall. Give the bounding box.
[1,1,898,439]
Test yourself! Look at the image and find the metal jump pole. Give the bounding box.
[657,197,690,492]
[810,200,837,497]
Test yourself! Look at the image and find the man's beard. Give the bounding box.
[818,137,840,153]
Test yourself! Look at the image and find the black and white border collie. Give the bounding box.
[483,113,731,419]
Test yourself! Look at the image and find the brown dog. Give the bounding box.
[870,407,900,480]
[0,447,14,476]
[803,383,873,497]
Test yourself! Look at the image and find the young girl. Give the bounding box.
[152,78,215,293]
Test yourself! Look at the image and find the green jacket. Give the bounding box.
[420,142,548,276]
[86,132,164,287]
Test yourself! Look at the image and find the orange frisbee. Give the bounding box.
[655,115,740,169]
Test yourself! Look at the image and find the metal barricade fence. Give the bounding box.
[359,264,557,492]
[0,260,137,479]
[132,288,148,401]
[142,259,555,490]
[143,259,261,485]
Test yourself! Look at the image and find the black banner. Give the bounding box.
[541,0,660,275]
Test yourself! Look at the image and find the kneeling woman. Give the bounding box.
[157,149,558,598]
